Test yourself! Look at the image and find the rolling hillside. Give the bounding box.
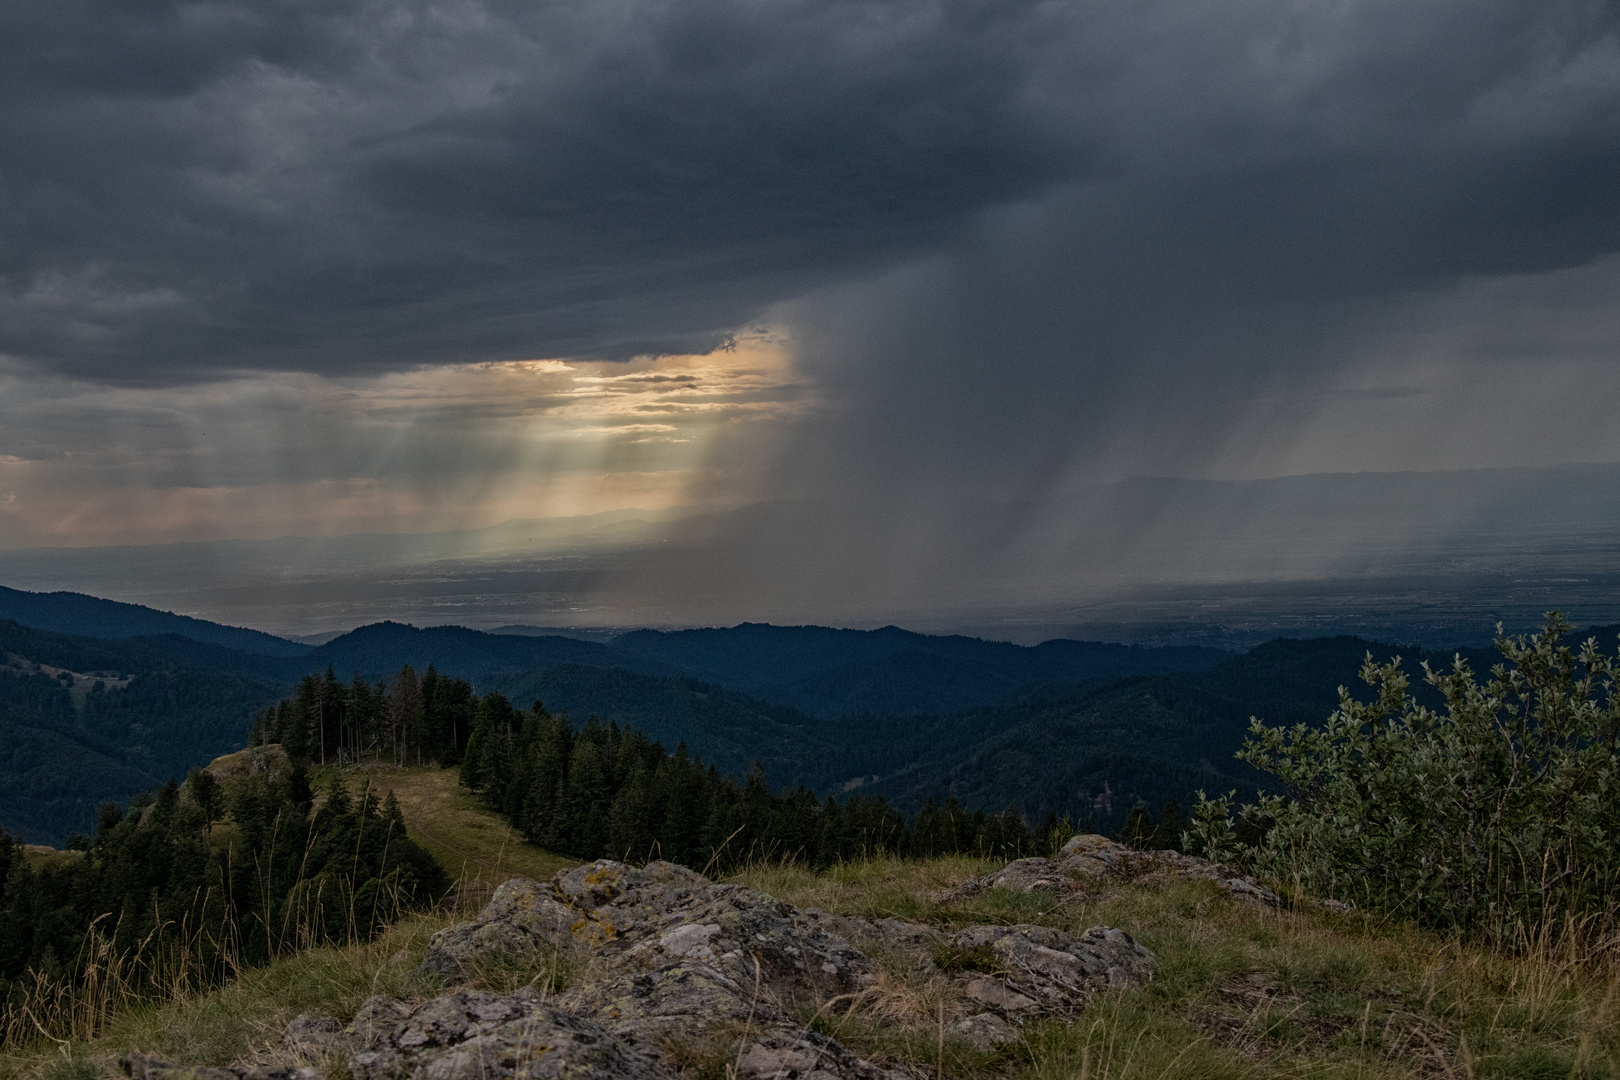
[0,620,287,841]
[0,585,1533,844]
[0,585,310,657]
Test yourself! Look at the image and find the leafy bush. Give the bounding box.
[1187,614,1620,939]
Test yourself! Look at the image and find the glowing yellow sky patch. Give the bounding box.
[0,329,814,549]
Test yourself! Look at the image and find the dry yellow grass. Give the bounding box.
[18,846,83,872]
[0,911,447,1080]
[730,857,1620,1080]
[325,764,576,901]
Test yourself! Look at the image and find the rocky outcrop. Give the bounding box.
[938,834,1279,907]
[949,924,1155,1018]
[345,990,676,1080]
[204,745,290,783]
[412,860,908,1079]
[421,860,875,1011]
[154,854,1161,1080]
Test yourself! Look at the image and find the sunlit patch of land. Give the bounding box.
[19,845,82,871]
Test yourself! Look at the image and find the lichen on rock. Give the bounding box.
[242,856,1161,1080]
[938,834,1279,907]
[946,924,1155,1017]
[341,989,677,1080]
[421,859,876,1009]
[121,1053,322,1080]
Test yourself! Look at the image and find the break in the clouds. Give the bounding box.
[0,337,807,546]
[5,0,1620,624]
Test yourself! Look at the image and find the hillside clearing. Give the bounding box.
[326,764,576,903]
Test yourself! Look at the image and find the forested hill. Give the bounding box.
[0,585,309,657]
[854,635,1499,827]
[0,620,288,842]
[0,586,1532,844]
[289,620,1229,718]
[0,588,1228,714]
[600,624,1226,716]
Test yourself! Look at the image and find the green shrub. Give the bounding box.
[1188,613,1620,939]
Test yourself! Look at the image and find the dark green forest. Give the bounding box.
[0,621,288,842]
[249,664,477,768]
[0,591,1535,846]
[457,693,1057,872]
[251,667,1064,870]
[0,761,443,1032]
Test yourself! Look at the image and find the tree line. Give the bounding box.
[0,761,444,1043]
[250,664,476,767]
[253,662,1194,873]
[456,690,1066,872]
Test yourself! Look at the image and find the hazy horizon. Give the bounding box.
[9,460,1620,649]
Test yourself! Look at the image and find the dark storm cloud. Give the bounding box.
[765,0,1620,490]
[4,0,1617,386]
[0,0,1078,383]
[585,0,1620,619]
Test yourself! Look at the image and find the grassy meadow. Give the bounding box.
[2,764,1617,1080]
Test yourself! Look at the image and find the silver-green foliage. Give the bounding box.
[1187,614,1620,937]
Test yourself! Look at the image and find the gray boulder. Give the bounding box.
[340,990,676,1080]
[121,1055,322,1080]
[416,877,577,981]
[938,835,1279,907]
[554,958,760,1043]
[422,860,876,1008]
[553,959,907,1080]
[952,1012,1019,1050]
[730,1027,910,1080]
[962,857,1075,895]
[266,860,1159,1080]
[1059,835,1279,906]
[380,860,906,1080]
[948,923,1155,1016]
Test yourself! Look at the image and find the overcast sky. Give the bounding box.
[4,0,1620,625]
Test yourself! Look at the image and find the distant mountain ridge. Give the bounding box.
[0,585,310,657]
[605,622,1226,717]
[0,584,1549,849]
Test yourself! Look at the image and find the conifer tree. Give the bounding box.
[386,665,423,765]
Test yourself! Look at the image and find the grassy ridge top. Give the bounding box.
[374,765,575,902]
[3,764,1615,1080]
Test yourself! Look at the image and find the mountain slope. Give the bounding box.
[487,663,844,788]
[300,621,670,681]
[0,585,310,657]
[0,588,1539,847]
[858,636,1506,828]
[0,620,288,842]
[606,623,1227,716]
